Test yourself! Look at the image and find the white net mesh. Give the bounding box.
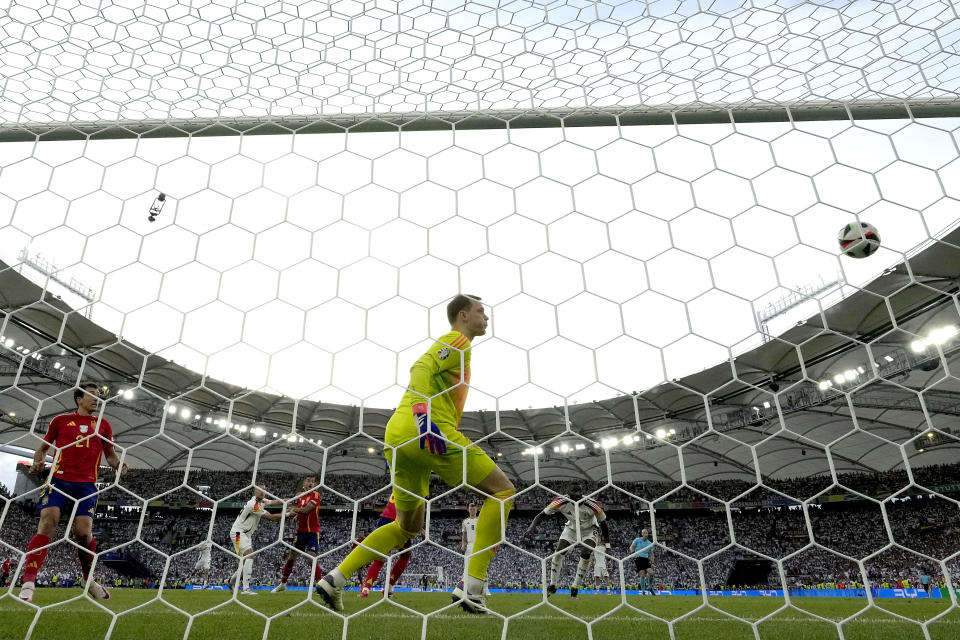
[0,0,959,128]
[1,1,960,639]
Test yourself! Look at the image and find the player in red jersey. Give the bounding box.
[19,382,127,603]
[359,494,413,598]
[271,475,324,592]
[0,557,11,587]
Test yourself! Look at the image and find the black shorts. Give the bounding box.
[635,557,651,571]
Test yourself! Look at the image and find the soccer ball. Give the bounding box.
[838,222,881,259]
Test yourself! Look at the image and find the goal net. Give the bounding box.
[1,1,959,639]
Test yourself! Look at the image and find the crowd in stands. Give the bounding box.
[77,461,960,512]
[2,462,957,592]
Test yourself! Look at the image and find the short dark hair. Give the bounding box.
[73,382,99,407]
[447,294,481,324]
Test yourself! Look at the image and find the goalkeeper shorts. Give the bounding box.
[384,414,496,513]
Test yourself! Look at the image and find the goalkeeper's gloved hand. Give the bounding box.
[413,403,447,454]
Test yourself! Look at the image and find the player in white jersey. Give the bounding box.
[460,503,490,595]
[591,544,611,591]
[523,484,609,598]
[193,541,213,589]
[229,484,283,595]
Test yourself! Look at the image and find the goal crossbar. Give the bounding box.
[3,99,959,142]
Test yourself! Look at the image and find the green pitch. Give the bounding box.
[0,589,956,640]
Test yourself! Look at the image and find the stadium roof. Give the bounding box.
[1,229,959,486]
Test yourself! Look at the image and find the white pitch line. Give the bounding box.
[271,612,960,625]
[2,602,956,626]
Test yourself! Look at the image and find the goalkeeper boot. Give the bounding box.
[546,584,557,597]
[570,587,578,599]
[19,581,35,603]
[317,573,345,612]
[271,582,287,593]
[452,579,489,615]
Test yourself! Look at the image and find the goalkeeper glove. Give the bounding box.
[413,403,447,455]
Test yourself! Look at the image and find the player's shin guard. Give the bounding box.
[281,557,296,584]
[22,534,51,583]
[572,556,590,589]
[77,537,97,582]
[389,552,410,586]
[466,489,515,583]
[336,521,415,580]
[365,559,385,587]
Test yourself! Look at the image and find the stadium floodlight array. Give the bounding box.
[1,1,960,639]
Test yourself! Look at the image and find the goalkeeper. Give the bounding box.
[318,294,515,614]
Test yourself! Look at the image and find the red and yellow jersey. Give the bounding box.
[295,490,322,533]
[380,494,397,521]
[44,413,115,483]
[396,330,471,428]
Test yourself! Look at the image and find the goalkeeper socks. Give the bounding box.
[77,537,96,582]
[335,520,415,580]
[466,488,515,582]
[389,552,410,586]
[242,557,253,591]
[572,556,590,589]
[549,552,564,586]
[365,559,385,586]
[281,557,296,583]
[22,534,51,583]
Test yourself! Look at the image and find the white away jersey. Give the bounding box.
[232,496,267,534]
[544,496,605,534]
[462,516,478,548]
[198,541,212,561]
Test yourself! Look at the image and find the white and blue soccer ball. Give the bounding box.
[838,221,881,259]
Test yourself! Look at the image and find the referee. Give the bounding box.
[630,528,656,595]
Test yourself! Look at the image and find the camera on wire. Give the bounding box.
[148,192,166,222]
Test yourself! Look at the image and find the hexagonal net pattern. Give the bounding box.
[0,0,959,131]
[0,3,959,640]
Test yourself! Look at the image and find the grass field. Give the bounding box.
[1,589,957,640]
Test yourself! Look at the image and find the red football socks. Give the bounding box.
[389,553,410,586]
[22,534,51,583]
[281,557,296,583]
[78,537,96,582]
[365,559,384,586]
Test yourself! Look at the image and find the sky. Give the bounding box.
[1,117,959,412]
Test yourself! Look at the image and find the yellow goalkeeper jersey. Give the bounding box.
[395,330,472,429]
